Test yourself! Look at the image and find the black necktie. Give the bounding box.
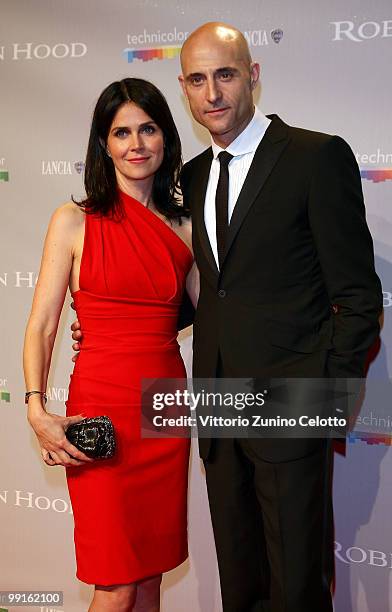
[215,151,233,268]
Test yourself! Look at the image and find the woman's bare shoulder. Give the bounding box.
[51,201,85,228]
[44,202,85,257]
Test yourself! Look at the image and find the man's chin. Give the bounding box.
[202,119,232,135]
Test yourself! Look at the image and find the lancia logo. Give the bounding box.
[74,161,85,174]
[270,29,283,44]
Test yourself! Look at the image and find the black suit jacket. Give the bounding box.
[181,115,382,460]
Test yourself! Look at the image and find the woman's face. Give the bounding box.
[106,102,164,187]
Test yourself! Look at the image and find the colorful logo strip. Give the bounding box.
[0,171,9,182]
[348,431,392,446]
[0,391,10,403]
[360,169,392,183]
[123,46,181,63]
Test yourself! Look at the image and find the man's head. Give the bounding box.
[179,22,260,147]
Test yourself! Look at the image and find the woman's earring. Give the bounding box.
[106,148,112,158]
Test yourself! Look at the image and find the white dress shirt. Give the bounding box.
[204,106,271,268]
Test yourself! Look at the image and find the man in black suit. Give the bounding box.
[178,22,382,612]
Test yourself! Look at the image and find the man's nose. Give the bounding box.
[206,78,221,104]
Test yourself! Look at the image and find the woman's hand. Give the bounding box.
[28,410,94,467]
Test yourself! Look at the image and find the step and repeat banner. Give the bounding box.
[1,1,391,611]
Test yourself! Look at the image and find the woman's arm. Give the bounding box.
[23,203,93,467]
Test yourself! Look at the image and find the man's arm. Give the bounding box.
[175,162,197,331]
[308,135,383,378]
[179,161,193,213]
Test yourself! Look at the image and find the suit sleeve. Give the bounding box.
[179,162,192,212]
[308,135,383,377]
[176,161,195,331]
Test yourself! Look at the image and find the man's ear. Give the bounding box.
[178,74,187,98]
[250,62,260,90]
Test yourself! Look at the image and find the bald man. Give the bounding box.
[179,22,382,612]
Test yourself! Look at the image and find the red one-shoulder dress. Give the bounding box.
[66,190,192,585]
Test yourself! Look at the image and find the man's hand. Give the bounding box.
[71,317,82,362]
[71,302,83,361]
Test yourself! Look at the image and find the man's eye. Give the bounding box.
[220,72,233,80]
[190,76,203,86]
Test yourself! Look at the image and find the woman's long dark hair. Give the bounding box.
[75,78,187,220]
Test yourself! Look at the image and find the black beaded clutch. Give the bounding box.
[66,416,116,459]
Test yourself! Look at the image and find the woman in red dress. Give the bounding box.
[23,78,198,611]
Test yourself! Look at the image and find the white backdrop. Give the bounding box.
[1,1,391,611]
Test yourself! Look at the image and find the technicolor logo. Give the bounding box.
[0,378,9,403]
[356,150,392,183]
[360,169,392,183]
[0,157,8,182]
[350,400,392,445]
[348,432,392,446]
[124,28,187,63]
[0,390,10,403]
[123,46,181,63]
[349,411,392,444]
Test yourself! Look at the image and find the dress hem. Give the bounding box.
[75,551,189,586]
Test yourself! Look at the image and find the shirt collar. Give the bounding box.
[211,106,270,160]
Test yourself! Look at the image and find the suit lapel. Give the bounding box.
[191,148,219,276]
[222,115,291,266]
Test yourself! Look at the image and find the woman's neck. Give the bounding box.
[116,175,154,207]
